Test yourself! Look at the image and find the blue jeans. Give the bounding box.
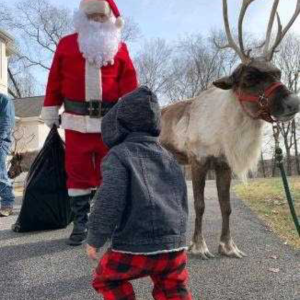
[0,147,15,208]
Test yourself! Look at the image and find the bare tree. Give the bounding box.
[9,0,73,71]
[8,55,38,98]
[291,118,299,175]
[165,33,238,102]
[274,33,300,175]
[0,0,71,97]
[11,123,36,154]
[0,3,13,28]
[0,4,36,98]
[122,17,142,43]
[134,33,239,104]
[135,38,173,97]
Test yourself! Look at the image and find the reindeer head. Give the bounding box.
[8,153,24,179]
[213,0,300,123]
[8,126,35,179]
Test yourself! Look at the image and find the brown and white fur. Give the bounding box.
[160,87,265,258]
[8,151,39,179]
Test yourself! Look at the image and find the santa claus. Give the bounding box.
[41,0,138,246]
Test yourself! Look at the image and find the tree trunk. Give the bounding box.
[272,154,277,177]
[260,152,266,178]
[284,138,292,176]
[292,119,300,175]
[8,68,22,98]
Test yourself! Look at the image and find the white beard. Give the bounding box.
[73,10,121,67]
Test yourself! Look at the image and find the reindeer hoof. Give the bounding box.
[188,241,215,260]
[218,240,247,258]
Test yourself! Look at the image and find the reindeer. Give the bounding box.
[8,150,39,179]
[160,0,300,259]
[8,125,37,179]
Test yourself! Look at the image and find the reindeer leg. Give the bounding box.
[215,161,246,258]
[188,159,214,259]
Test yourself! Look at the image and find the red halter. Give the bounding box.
[235,82,284,123]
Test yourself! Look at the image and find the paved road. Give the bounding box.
[0,181,299,300]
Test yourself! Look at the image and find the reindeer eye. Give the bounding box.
[245,73,261,82]
[274,71,281,79]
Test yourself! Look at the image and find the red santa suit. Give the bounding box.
[42,1,138,197]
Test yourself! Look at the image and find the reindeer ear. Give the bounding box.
[213,76,234,90]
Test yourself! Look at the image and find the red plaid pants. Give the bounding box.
[92,249,192,300]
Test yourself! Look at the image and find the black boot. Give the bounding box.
[66,194,90,246]
[90,189,97,199]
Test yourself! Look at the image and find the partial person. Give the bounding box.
[0,93,15,217]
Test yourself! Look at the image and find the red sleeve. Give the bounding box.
[118,43,138,97]
[44,40,64,107]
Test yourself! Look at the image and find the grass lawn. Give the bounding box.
[234,177,300,249]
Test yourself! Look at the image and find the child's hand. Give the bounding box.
[86,244,98,260]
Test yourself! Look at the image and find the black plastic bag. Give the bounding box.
[12,127,72,232]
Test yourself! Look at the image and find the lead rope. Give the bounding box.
[272,123,300,237]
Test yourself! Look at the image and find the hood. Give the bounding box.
[102,86,161,148]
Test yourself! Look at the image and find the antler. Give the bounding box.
[238,0,255,58]
[263,0,280,55]
[18,133,35,153]
[11,125,35,154]
[216,0,255,64]
[11,126,25,154]
[264,0,300,61]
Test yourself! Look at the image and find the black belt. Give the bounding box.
[64,98,116,118]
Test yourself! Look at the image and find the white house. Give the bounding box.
[0,29,15,95]
[13,96,52,152]
[13,95,67,153]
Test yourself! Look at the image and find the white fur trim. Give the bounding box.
[86,61,102,101]
[80,0,111,15]
[115,16,124,28]
[61,112,102,133]
[112,247,188,256]
[68,188,91,196]
[41,106,59,121]
[41,106,60,127]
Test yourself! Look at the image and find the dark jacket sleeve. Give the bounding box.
[87,150,128,248]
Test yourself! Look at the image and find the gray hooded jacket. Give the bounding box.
[87,86,188,254]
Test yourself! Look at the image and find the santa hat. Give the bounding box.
[80,0,124,28]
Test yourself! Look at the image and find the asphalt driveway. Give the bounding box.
[0,181,299,300]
